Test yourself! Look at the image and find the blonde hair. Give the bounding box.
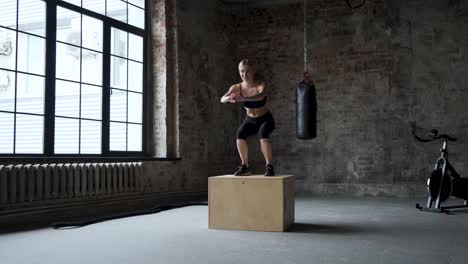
[239,58,254,67]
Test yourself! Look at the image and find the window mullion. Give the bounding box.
[44,1,57,155]
[102,23,111,155]
[142,0,149,155]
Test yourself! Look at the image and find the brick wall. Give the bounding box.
[230,0,468,197]
[4,0,468,230]
[147,0,239,194]
[149,0,468,197]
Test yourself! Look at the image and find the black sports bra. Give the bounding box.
[239,84,267,109]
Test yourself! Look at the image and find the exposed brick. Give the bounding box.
[225,0,468,197]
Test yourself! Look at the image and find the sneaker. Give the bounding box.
[264,164,275,176]
[234,164,251,176]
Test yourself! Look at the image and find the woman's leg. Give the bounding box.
[258,113,276,175]
[260,138,272,165]
[236,117,255,168]
[236,139,249,166]
[258,113,275,165]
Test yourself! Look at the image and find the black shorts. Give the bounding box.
[236,112,276,139]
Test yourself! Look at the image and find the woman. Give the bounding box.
[220,59,276,176]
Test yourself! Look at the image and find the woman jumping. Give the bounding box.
[220,59,276,176]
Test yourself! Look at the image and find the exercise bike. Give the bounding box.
[413,129,468,213]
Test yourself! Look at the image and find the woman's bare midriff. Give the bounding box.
[245,106,268,118]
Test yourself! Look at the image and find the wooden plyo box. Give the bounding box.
[208,175,294,232]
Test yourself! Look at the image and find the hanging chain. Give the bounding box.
[303,0,307,73]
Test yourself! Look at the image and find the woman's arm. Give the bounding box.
[220,84,240,103]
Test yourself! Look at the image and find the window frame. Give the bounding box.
[0,0,149,159]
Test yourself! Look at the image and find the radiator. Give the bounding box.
[0,162,144,206]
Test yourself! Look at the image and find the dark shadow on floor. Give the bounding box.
[289,222,371,234]
[445,209,468,215]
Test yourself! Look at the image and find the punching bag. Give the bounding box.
[297,1,317,140]
[296,72,317,139]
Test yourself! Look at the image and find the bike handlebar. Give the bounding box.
[412,128,457,142]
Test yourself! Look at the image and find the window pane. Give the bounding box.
[0,70,15,111]
[55,117,79,154]
[0,28,17,71]
[110,122,126,151]
[110,56,127,89]
[0,1,147,157]
[128,92,142,123]
[81,84,102,120]
[107,0,127,23]
[82,15,103,51]
[62,0,81,7]
[128,33,143,62]
[128,61,142,92]
[83,0,106,15]
[17,33,45,75]
[0,112,14,154]
[128,0,145,9]
[15,114,43,154]
[55,80,80,118]
[111,28,127,57]
[81,120,101,154]
[57,7,81,46]
[56,42,81,82]
[0,0,17,29]
[110,89,126,122]
[128,4,144,29]
[17,73,44,115]
[127,124,141,151]
[82,50,102,85]
[18,0,46,37]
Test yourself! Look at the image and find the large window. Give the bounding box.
[0,0,146,157]
[0,0,46,154]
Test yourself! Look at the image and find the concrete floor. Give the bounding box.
[1,196,467,264]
